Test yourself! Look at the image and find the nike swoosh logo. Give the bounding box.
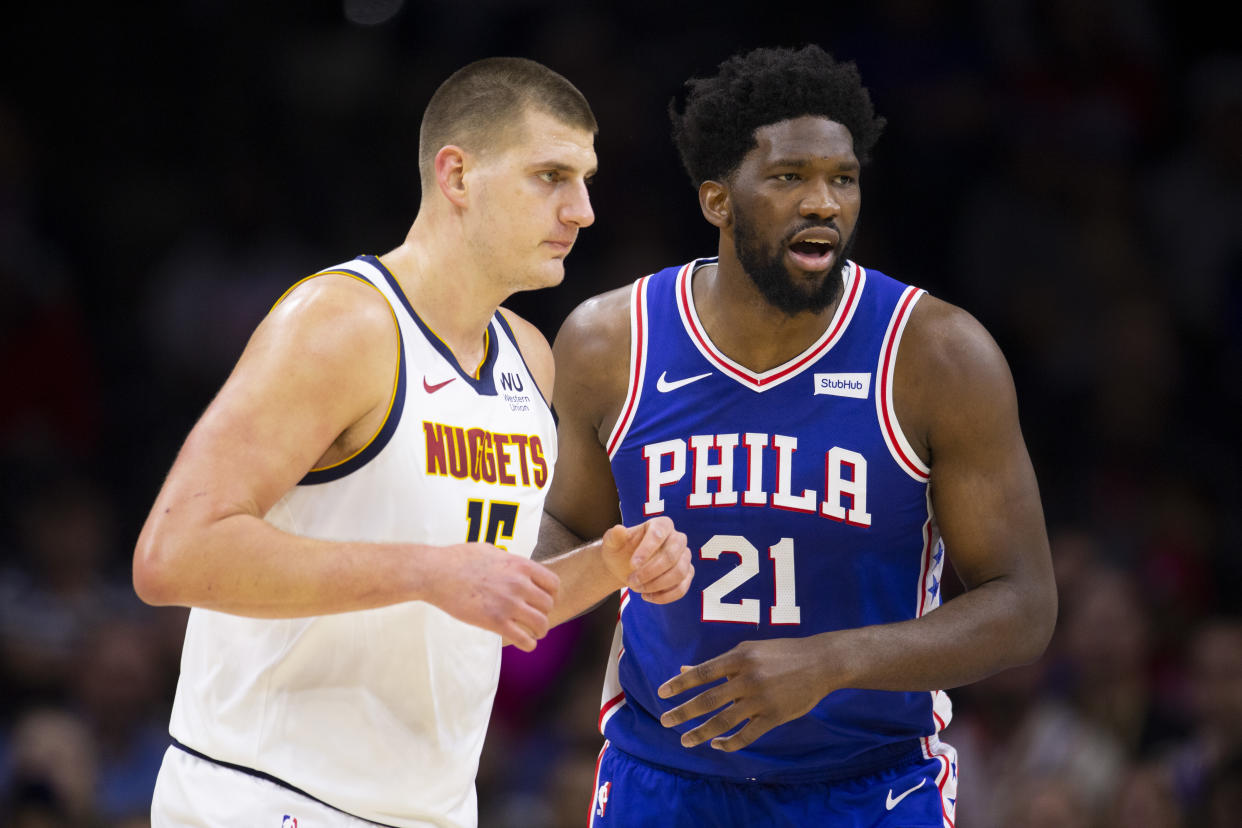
[885,778,926,811]
[423,377,456,394]
[656,370,712,393]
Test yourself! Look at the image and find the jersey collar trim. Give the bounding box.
[676,258,865,392]
[362,255,500,396]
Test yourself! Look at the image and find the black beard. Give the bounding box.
[733,207,854,316]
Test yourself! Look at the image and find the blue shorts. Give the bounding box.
[587,739,957,828]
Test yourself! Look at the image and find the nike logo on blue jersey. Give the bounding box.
[885,778,926,810]
[656,371,712,392]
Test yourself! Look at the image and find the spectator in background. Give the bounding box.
[71,619,169,824]
[950,555,1155,825]
[0,472,142,713]
[1056,564,1185,758]
[0,707,98,827]
[1109,760,1185,828]
[998,772,1094,828]
[1161,617,1242,823]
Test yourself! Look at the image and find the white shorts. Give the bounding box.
[151,745,389,828]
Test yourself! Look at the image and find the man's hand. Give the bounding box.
[599,517,693,603]
[425,543,560,652]
[656,637,831,751]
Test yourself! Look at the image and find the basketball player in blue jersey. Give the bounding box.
[542,45,1057,826]
[132,58,691,828]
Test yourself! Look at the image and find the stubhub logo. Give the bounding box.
[813,372,871,399]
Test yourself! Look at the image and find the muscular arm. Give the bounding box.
[660,296,1056,749]
[542,287,631,541]
[134,277,558,649]
[818,296,1056,687]
[533,287,693,625]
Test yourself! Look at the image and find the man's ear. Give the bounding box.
[435,145,469,207]
[699,180,731,229]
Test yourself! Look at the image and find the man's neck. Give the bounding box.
[379,225,500,373]
[692,256,845,374]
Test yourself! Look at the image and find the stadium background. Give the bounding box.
[1,1,1239,825]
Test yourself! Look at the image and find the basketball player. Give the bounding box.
[543,45,1058,826]
[133,58,692,828]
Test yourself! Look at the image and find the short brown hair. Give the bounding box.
[418,57,597,192]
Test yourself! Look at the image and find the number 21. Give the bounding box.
[701,535,801,625]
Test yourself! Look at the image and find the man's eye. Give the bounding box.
[775,173,799,182]
[539,171,560,183]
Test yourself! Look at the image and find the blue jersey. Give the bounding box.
[601,258,952,782]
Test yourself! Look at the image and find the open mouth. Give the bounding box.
[787,239,835,270]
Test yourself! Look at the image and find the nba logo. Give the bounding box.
[595,781,611,818]
[281,817,297,828]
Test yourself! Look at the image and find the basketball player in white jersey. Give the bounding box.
[133,58,692,828]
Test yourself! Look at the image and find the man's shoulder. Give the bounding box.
[852,261,920,297]
[564,282,632,328]
[265,266,399,361]
[275,262,393,319]
[556,257,706,358]
[562,258,701,327]
[846,259,986,361]
[904,294,998,368]
[899,293,1015,423]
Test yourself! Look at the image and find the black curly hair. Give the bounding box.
[670,45,886,188]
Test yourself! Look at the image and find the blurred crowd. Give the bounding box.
[1,1,1238,826]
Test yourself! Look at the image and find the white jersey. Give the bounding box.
[165,255,557,827]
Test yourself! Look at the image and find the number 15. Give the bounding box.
[465,499,519,550]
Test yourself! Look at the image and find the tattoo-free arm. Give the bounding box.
[535,287,693,626]
[659,297,1056,749]
[133,277,559,649]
